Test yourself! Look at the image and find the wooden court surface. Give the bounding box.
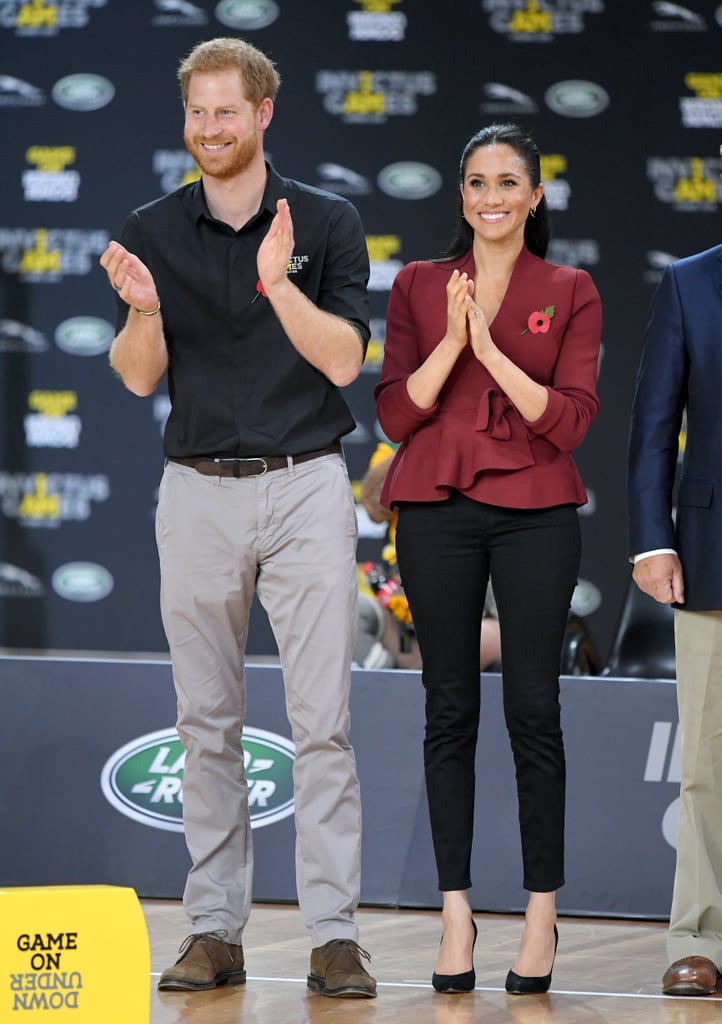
[145,900,722,1023]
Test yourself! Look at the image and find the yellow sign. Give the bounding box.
[0,885,150,1021]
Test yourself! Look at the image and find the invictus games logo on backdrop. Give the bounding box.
[539,154,571,211]
[316,70,436,124]
[22,146,80,202]
[481,0,604,41]
[679,73,722,128]
[100,726,296,832]
[24,390,81,449]
[0,0,108,36]
[346,0,407,41]
[0,227,109,282]
[215,0,279,30]
[153,150,200,193]
[0,472,110,527]
[366,234,403,291]
[647,156,721,211]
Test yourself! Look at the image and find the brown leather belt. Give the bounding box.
[167,441,341,478]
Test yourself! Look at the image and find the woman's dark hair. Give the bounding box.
[438,122,550,261]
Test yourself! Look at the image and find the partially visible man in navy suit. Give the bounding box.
[628,243,722,996]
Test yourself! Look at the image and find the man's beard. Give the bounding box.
[184,129,259,180]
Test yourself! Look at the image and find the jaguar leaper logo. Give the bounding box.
[100,726,295,832]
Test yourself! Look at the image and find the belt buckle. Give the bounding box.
[213,457,268,477]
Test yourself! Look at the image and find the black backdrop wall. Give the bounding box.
[1,0,721,658]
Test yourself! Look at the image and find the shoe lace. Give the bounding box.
[177,930,235,963]
[328,939,372,967]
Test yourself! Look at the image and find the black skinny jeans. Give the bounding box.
[395,491,580,893]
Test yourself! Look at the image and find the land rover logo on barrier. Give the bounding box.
[52,74,115,111]
[544,80,609,118]
[55,316,114,356]
[100,726,295,832]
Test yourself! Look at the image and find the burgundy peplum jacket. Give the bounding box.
[375,246,602,511]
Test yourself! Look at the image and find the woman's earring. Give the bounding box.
[529,206,536,218]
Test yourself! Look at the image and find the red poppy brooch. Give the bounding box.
[522,305,555,335]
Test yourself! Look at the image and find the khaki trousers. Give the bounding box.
[668,609,722,966]
[156,453,362,947]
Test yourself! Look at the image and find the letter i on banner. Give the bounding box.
[0,885,150,1020]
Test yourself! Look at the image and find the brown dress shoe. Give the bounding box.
[662,956,720,995]
[158,932,246,991]
[307,939,377,998]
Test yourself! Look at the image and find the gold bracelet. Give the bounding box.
[134,300,161,316]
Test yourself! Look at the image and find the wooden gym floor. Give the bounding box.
[145,900,722,1023]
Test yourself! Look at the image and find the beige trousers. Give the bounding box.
[668,609,722,966]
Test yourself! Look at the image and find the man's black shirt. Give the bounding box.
[118,165,370,457]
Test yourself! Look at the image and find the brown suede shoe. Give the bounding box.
[307,939,377,998]
[662,956,720,995]
[158,932,246,991]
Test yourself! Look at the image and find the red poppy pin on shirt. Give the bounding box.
[251,279,267,304]
[522,305,555,335]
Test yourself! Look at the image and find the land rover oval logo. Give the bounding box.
[51,561,114,602]
[100,726,295,832]
[377,162,442,200]
[52,74,115,111]
[544,80,609,118]
[215,0,279,30]
[55,317,114,357]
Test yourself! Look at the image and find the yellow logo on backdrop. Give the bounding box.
[684,73,722,98]
[357,0,402,10]
[674,157,717,203]
[540,154,568,180]
[17,0,58,29]
[1,885,149,1018]
[19,473,60,521]
[28,391,77,417]
[20,229,61,275]
[344,71,386,116]
[26,146,75,172]
[510,0,552,34]
[366,235,401,261]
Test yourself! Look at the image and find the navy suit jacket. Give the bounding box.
[628,244,722,610]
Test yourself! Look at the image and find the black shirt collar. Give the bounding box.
[185,162,282,230]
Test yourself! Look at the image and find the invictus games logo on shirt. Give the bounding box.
[52,73,114,111]
[52,561,114,602]
[539,154,571,211]
[679,73,722,128]
[0,227,109,282]
[0,0,108,36]
[22,146,80,202]
[366,234,403,292]
[647,156,721,211]
[545,80,609,118]
[100,726,296,832]
[215,0,279,30]
[481,0,604,41]
[346,0,407,41]
[316,69,436,124]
